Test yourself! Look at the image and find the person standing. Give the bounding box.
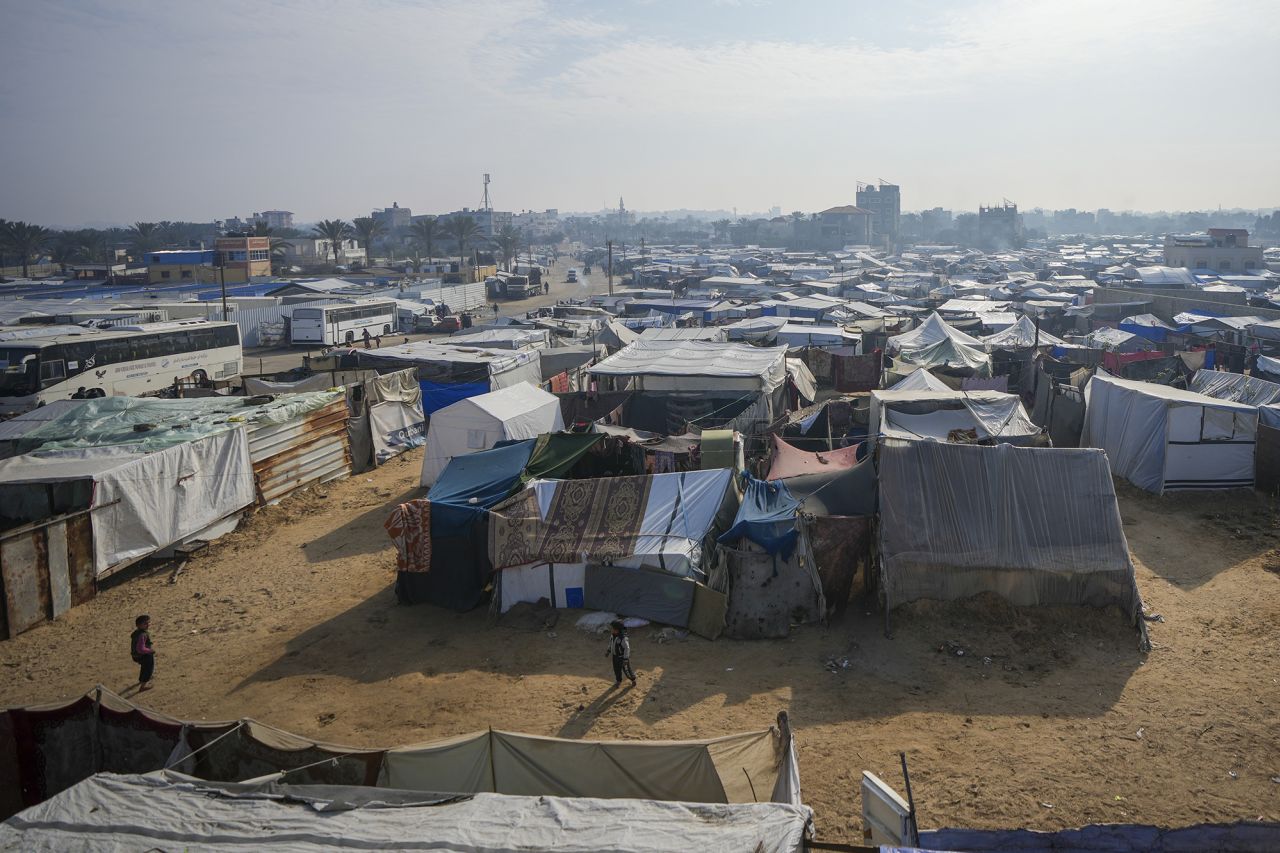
[605,620,637,687]
[362,328,372,349]
[130,615,156,691]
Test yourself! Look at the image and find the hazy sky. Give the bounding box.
[3,0,1278,226]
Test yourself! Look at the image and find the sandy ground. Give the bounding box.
[2,451,1278,842]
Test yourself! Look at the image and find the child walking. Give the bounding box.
[130,614,156,691]
[605,620,637,688]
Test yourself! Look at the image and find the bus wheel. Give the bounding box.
[191,369,209,385]
[383,324,391,334]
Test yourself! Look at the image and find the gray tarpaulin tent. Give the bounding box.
[877,441,1143,633]
[1083,372,1257,493]
[2,772,812,853]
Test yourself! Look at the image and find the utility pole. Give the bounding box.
[607,239,614,296]
[218,259,228,320]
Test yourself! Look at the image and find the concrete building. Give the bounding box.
[794,205,872,250]
[512,208,561,238]
[255,210,294,230]
[856,182,901,248]
[373,202,413,231]
[214,236,273,282]
[445,207,513,238]
[1164,228,1264,273]
[978,202,1024,250]
[280,236,366,267]
[146,249,217,284]
[919,207,953,241]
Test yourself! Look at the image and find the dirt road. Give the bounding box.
[1,452,1277,842]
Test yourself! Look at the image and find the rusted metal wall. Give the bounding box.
[0,512,95,639]
[1255,424,1280,497]
[247,398,353,505]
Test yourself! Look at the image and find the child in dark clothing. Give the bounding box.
[130,615,155,691]
[605,620,637,687]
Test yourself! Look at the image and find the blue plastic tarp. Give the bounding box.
[718,476,801,558]
[428,439,534,532]
[420,379,489,415]
[1119,322,1168,343]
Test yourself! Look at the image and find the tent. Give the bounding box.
[980,315,1071,350]
[390,434,604,611]
[716,477,824,639]
[765,435,862,480]
[878,441,1143,631]
[0,431,255,578]
[420,384,564,486]
[1083,372,1257,493]
[348,342,542,415]
[869,389,1042,446]
[1189,369,1280,406]
[886,311,984,353]
[887,368,951,392]
[488,470,737,626]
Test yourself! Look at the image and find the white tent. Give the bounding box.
[981,315,1072,350]
[1083,372,1257,493]
[886,311,984,353]
[420,384,563,486]
[887,368,951,392]
[869,389,1042,446]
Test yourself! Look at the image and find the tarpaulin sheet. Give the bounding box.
[369,401,426,463]
[0,772,812,853]
[589,340,789,392]
[420,379,488,415]
[717,477,801,558]
[1190,369,1280,406]
[888,367,951,392]
[870,389,1041,445]
[766,435,861,480]
[421,384,563,486]
[878,441,1141,621]
[520,432,605,483]
[897,336,992,375]
[583,564,697,628]
[784,459,878,517]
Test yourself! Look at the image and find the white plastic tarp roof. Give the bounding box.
[1134,266,1197,286]
[982,315,1072,350]
[1,772,812,853]
[420,384,564,486]
[588,340,788,392]
[870,389,1040,445]
[887,368,951,392]
[887,312,984,353]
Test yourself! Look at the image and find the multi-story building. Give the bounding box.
[512,208,561,238]
[793,205,872,250]
[255,210,294,230]
[918,207,953,241]
[856,182,901,248]
[372,202,412,231]
[978,202,1024,250]
[445,207,513,238]
[146,249,218,284]
[1164,229,1264,273]
[214,236,273,281]
[279,236,366,267]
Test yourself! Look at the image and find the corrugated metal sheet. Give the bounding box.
[0,512,95,639]
[247,398,352,505]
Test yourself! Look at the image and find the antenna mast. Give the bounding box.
[481,173,492,211]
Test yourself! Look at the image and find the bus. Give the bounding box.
[291,300,398,346]
[0,320,242,417]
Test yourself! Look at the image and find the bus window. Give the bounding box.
[40,359,66,386]
[97,340,131,365]
[213,325,240,347]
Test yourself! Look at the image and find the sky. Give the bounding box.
[2,0,1278,226]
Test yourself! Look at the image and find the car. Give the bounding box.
[566,268,579,283]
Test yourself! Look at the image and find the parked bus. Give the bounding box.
[291,300,398,346]
[0,320,243,416]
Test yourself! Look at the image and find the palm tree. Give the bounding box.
[312,219,352,267]
[351,217,386,268]
[492,224,522,272]
[1,221,53,278]
[128,222,159,260]
[50,230,90,274]
[408,216,441,262]
[443,214,483,280]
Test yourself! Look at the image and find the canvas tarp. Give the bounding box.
[583,564,698,628]
[0,772,812,853]
[766,435,862,481]
[0,431,255,576]
[886,311,984,353]
[380,727,797,806]
[887,367,951,392]
[878,441,1142,623]
[718,477,801,558]
[420,383,564,486]
[1189,369,1280,406]
[981,315,1071,350]
[1083,372,1257,493]
[896,336,991,375]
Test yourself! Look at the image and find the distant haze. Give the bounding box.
[2,0,1278,226]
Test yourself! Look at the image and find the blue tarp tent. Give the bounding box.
[718,476,801,559]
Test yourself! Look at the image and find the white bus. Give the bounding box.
[291,300,398,346]
[0,320,242,416]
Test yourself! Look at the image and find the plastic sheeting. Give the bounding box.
[870,389,1041,445]
[1083,373,1257,493]
[766,435,862,480]
[420,384,564,486]
[0,431,255,576]
[896,336,992,375]
[888,368,951,392]
[886,311,984,353]
[1189,368,1280,406]
[589,340,789,392]
[584,564,697,627]
[981,315,1071,350]
[878,441,1142,622]
[0,773,813,853]
[718,477,801,558]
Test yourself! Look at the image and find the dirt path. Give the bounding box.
[2,452,1277,841]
